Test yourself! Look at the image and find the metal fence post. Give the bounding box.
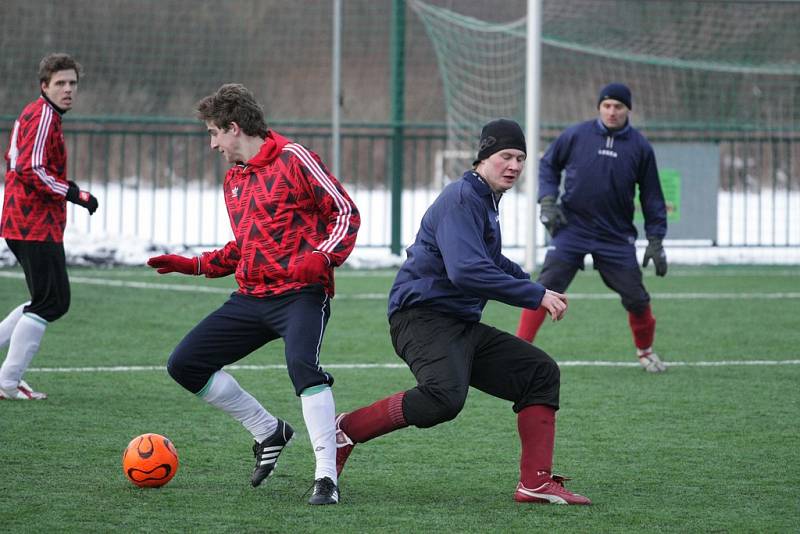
[390,0,406,256]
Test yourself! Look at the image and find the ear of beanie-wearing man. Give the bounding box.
[0,312,47,394]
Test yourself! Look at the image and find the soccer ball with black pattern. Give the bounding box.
[122,433,179,488]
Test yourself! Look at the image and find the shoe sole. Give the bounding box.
[0,391,48,400]
[515,485,591,505]
[515,492,568,504]
[308,498,339,505]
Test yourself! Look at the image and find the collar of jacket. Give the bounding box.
[39,93,66,116]
[594,118,630,138]
[243,129,291,168]
[464,170,501,207]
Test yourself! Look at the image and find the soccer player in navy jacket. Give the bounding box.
[147,84,360,504]
[334,119,591,505]
[517,83,668,372]
[0,53,98,400]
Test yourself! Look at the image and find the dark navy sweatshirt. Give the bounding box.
[539,119,667,242]
[388,170,546,322]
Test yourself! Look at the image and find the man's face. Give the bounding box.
[41,69,78,110]
[477,148,526,193]
[206,121,241,164]
[598,99,629,130]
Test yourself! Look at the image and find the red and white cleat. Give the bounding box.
[0,380,48,400]
[514,475,591,505]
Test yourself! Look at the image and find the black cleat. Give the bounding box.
[308,476,340,505]
[251,419,294,487]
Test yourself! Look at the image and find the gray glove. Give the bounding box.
[643,237,667,276]
[539,196,567,237]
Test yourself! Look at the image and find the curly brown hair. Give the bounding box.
[195,84,269,138]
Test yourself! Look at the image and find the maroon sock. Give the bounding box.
[340,391,408,444]
[517,405,556,487]
[628,305,656,350]
[516,307,548,342]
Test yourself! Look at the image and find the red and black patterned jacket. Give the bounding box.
[1,95,70,242]
[200,130,360,297]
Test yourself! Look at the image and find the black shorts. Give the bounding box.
[167,289,334,396]
[6,239,70,322]
[389,307,560,428]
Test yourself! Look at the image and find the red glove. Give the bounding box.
[293,251,330,284]
[147,254,200,275]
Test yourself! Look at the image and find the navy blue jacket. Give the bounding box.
[388,171,546,322]
[539,119,667,242]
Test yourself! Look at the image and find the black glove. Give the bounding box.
[643,236,667,276]
[539,196,567,237]
[66,181,99,215]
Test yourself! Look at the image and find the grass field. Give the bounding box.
[1,264,799,533]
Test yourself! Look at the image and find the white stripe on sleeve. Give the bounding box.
[284,144,352,255]
[31,102,68,196]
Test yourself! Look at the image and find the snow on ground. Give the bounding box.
[0,186,798,267]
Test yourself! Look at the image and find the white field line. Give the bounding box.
[28,360,800,373]
[1,271,798,300]
[32,268,800,278]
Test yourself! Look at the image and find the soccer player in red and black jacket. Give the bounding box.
[0,53,98,401]
[147,84,360,505]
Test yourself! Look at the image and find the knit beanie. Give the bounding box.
[474,119,527,165]
[597,83,632,110]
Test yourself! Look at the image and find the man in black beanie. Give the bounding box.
[333,118,592,505]
[517,82,669,373]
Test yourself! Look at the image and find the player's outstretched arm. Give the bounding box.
[147,254,200,275]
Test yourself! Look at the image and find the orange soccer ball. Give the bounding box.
[122,433,179,488]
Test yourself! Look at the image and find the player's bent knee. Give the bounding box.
[410,389,466,428]
[527,356,561,392]
[166,351,207,394]
[543,357,560,384]
[40,301,70,322]
[624,300,651,316]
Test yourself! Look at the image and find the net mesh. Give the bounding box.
[0,0,528,124]
[0,0,402,121]
[410,0,800,175]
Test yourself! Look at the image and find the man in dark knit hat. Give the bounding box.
[516,83,668,373]
[333,118,592,505]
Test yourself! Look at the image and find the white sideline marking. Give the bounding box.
[0,271,798,300]
[27,360,800,373]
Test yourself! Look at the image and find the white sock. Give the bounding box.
[0,302,30,349]
[301,385,337,484]
[199,370,277,443]
[0,312,47,392]
[637,346,654,357]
